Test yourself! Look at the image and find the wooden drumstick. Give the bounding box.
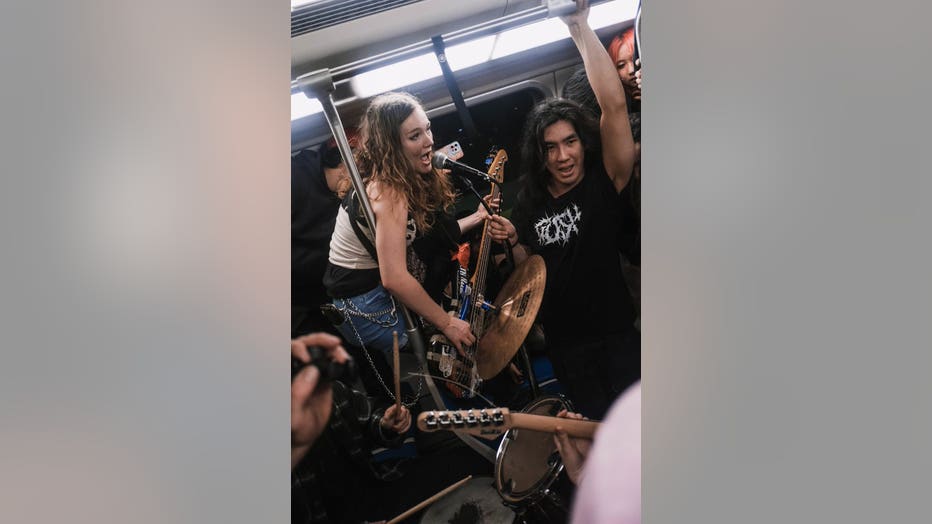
[385,475,472,524]
[392,331,401,413]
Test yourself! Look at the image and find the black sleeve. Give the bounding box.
[366,398,406,448]
[291,155,311,220]
[368,407,406,448]
[331,382,405,449]
[438,213,463,244]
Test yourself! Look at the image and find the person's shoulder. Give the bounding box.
[585,155,609,178]
[585,158,617,193]
[513,187,529,210]
[367,180,408,219]
[292,148,322,174]
[511,187,536,223]
[367,179,401,200]
[292,149,326,197]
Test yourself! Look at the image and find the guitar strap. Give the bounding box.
[345,188,379,262]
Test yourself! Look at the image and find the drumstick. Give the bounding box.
[385,475,472,524]
[392,331,401,413]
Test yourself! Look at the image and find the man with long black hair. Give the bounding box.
[487,0,640,419]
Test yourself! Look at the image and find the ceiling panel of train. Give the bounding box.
[292,0,424,38]
[291,0,633,149]
[292,0,541,77]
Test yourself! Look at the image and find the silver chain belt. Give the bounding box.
[337,296,424,407]
[339,295,398,327]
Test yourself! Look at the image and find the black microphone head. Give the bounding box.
[431,151,450,170]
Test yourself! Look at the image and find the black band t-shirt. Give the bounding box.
[512,160,636,344]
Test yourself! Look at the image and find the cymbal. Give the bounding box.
[477,255,546,379]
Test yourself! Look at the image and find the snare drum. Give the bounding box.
[494,396,576,523]
[419,476,515,523]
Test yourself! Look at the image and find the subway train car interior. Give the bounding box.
[291,1,641,522]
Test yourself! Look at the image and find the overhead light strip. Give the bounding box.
[293,0,636,120]
[291,0,327,11]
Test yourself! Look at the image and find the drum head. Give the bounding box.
[494,396,570,505]
[419,476,515,523]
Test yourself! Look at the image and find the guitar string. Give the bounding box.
[441,154,504,393]
[406,372,496,407]
[430,153,507,397]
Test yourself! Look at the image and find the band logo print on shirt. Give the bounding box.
[534,203,582,246]
[405,218,417,243]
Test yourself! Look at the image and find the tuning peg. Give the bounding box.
[478,410,491,425]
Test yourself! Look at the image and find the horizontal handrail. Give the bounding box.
[291,0,622,90]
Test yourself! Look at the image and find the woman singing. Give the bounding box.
[324,92,482,366]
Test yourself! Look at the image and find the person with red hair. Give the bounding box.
[608,27,640,110]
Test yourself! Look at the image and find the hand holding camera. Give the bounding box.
[291,339,357,384]
[291,332,355,467]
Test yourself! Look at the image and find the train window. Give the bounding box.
[291,91,322,121]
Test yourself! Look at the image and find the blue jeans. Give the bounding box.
[332,284,409,357]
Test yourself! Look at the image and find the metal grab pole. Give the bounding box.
[296,69,495,463]
[296,69,376,234]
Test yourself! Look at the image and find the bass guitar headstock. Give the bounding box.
[485,149,508,185]
[417,407,513,440]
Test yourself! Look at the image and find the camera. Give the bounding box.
[291,344,357,384]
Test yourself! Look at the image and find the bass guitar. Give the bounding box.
[426,148,508,398]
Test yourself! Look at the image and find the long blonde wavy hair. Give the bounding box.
[355,92,456,233]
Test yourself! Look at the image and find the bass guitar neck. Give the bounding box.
[417,407,599,440]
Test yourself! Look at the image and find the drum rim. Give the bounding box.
[493,395,570,505]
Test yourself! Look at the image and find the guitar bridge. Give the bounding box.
[439,345,454,377]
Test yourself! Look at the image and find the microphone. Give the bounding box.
[431,151,494,184]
